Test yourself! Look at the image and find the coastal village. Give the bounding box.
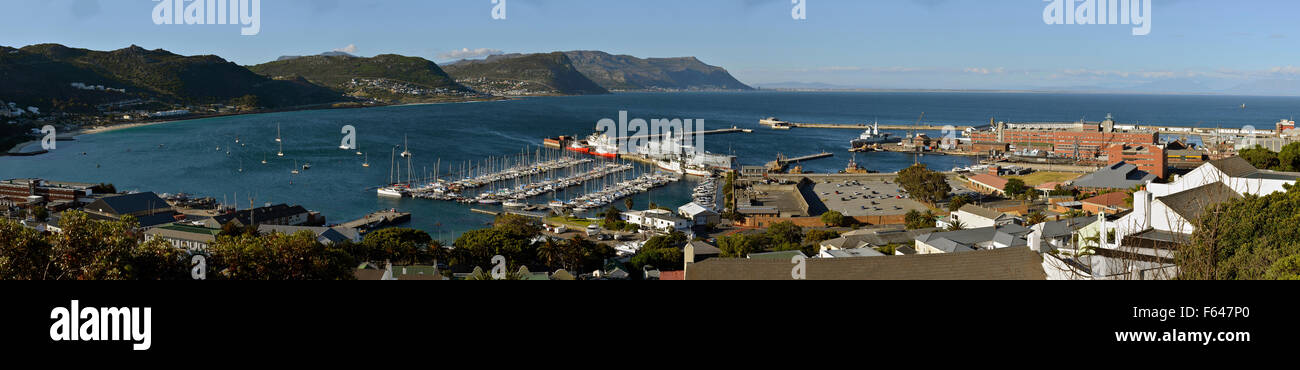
[5,112,1300,280]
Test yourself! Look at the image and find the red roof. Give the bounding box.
[1036,182,1065,191]
[1082,192,1129,208]
[659,271,685,281]
[968,173,1009,191]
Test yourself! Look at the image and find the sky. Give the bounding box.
[4,0,1300,93]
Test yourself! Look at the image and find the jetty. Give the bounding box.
[767,152,834,172]
[760,118,974,131]
[341,209,412,233]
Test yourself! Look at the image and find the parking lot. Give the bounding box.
[812,180,932,217]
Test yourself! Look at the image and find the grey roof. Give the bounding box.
[748,250,806,260]
[686,247,1047,280]
[916,225,1031,253]
[1156,182,1242,223]
[820,235,872,249]
[1070,162,1157,189]
[1210,157,1300,180]
[87,192,169,215]
[687,240,721,256]
[1037,217,1094,239]
[958,204,1008,221]
[212,204,309,226]
[258,225,351,244]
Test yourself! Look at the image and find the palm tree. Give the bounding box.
[624,198,635,211]
[536,237,562,270]
[946,220,967,231]
[1026,212,1048,226]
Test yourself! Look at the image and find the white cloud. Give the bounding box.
[963,67,1006,75]
[437,48,504,61]
[334,44,358,54]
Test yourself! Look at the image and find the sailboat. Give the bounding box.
[261,154,268,165]
[362,153,370,168]
[401,135,412,158]
[378,148,406,198]
[275,123,282,143]
[292,160,301,175]
[277,140,284,157]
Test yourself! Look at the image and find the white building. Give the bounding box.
[938,204,1017,229]
[621,209,691,231]
[678,202,720,226]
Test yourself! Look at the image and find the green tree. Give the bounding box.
[820,210,848,227]
[31,206,49,222]
[904,209,936,230]
[624,198,635,211]
[0,218,53,280]
[896,164,952,203]
[947,195,972,212]
[946,219,967,231]
[1239,145,1280,170]
[1003,178,1028,197]
[765,221,804,246]
[360,228,437,265]
[718,234,766,258]
[804,229,841,244]
[629,232,688,273]
[1025,212,1048,226]
[1278,142,1300,172]
[1266,255,1300,280]
[1179,184,1300,280]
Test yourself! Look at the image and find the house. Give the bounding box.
[940,204,1017,229]
[144,224,221,252]
[1069,162,1157,190]
[1080,192,1130,214]
[684,240,721,269]
[1023,216,1094,253]
[913,224,1032,254]
[258,225,363,245]
[620,209,691,231]
[685,247,1046,280]
[678,202,720,226]
[966,173,1009,194]
[82,192,182,228]
[203,204,313,228]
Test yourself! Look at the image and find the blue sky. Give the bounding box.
[4,0,1300,93]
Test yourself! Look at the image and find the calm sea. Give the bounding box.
[4,91,1297,240]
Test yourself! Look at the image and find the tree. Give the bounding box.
[360,228,437,265]
[624,198,635,211]
[947,195,972,212]
[896,164,951,203]
[820,210,849,227]
[1025,212,1048,226]
[765,221,804,246]
[1239,145,1280,170]
[1179,184,1300,280]
[1003,178,1029,198]
[208,231,356,280]
[804,229,841,244]
[718,234,766,258]
[946,219,967,231]
[904,210,936,230]
[1278,142,1300,172]
[629,232,687,273]
[31,206,48,222]
[0,218,53,280]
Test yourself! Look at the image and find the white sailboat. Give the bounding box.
[291,160,300,175]
[378,147,406,198]
[362,153,370,168]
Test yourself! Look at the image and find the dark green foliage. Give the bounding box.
[803,229,841,244]
[1003,178,1029,197]
[896,164,952,204]
[905,209,937,230]
[1239,145,1280,171]
[765,222,804,246]
[629,231,688,272]
[1180,184,1300,280]
[947,195,972,212]
[359,228,440,265]
[718,233,767,258]
[820,210,850,227]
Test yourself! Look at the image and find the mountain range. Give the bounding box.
[0,44,344,112]
[0,44,753,113]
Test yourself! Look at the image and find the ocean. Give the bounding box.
[4,91,1297,241]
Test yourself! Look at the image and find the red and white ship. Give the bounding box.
[565,133,619,159]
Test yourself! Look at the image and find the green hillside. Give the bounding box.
[248,54,479,103]
[563,50,752,91]
[443,52,609,96]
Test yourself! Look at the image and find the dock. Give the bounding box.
[341,210,412,233]
[767,152,834,172]
[619,126,752,141]
[471,208,548,219]
[760,118,973,131]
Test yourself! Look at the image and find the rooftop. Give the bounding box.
[1081,192,1129,208]
[1070,162,1157,189]
[686,247,1046,280]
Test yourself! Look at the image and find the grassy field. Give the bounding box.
[1006,171,1082,187]
[544,216,597,229]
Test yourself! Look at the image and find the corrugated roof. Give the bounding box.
[1157,182,1241,223]
[88,192,169,215]
[1070,162,1156,189]
[686,247,1046,280]
[1081,192,1129,208]
[959,204,1007,221]
[967,173,1009,191]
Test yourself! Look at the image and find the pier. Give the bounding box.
[341,210,412,233]
[767,152,834,172]
[619,126,752,141]
[761,118,974,131]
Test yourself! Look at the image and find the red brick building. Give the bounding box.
[1105,144,1167,179]
[0,179,94,206]
[969,119,1159,159]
